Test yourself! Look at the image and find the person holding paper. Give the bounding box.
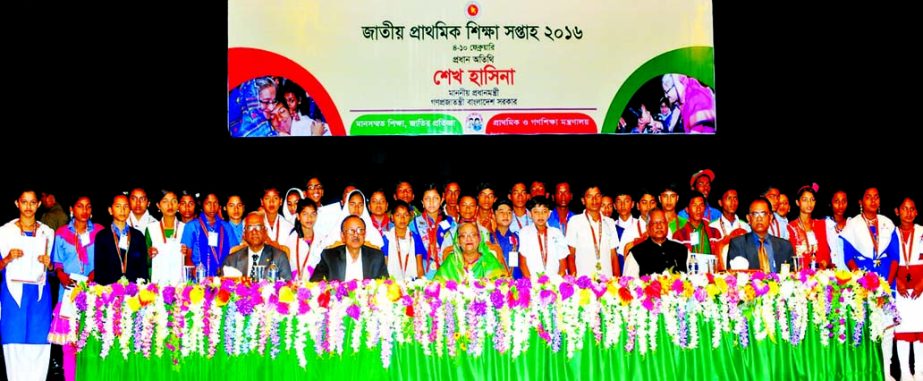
[93,194,149,285]
[145,190,186,285]
[0,190,55,381]
[49,195,103,381]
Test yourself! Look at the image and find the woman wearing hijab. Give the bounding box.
[318,189,384,249]
[282,187,303,225]
[434,222,507,282]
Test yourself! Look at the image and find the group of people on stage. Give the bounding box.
[1,169,921,380]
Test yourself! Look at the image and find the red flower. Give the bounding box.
[644,280,662,299]
[618,287,633,303]
[861,273,881,291]
[215,289,231,307]
[405,305,415,317]
[318,290,331,309]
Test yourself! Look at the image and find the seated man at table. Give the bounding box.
[222,212,292,280]
[623,208,689,277]
[726,197,794,272]
[310,215,389,282]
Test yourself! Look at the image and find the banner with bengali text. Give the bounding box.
[228,0,715,136]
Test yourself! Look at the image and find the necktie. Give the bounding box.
[250,254,259,279]
[758,237,770,272]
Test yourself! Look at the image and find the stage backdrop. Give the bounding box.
[228,0,715,137]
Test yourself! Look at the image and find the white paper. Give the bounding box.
[689,231,700,243]
[223,266,243,278]
[729,256,750,270]
[806,231,818,245]
[6,235,46,283]
[60,288,78,319]
[78,232,91,247]
[118,235,129,251]
[151,241,184,285]
[508,250,519,267]
[70,273,88,283]
[208,232,219,247]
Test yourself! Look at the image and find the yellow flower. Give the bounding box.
[386,282,403,302]
[742,285,756,302]
[579,289,592,306]
[93,284,105,297]
[607,283,618,297]
[715,277,728,293]
[682,282,694,298]
[768,282,780,297]
[279,286,295,304]
[189,286,205,305]
[706,284,719,298]
[127,296,141,312]
[139,289,156,305]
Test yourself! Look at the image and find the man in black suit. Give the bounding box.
[222,212,292,280]
[623,208,689,277]
[310,215,388,282]
[727,197,795,272]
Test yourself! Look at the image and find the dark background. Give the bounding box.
[1,1,916,222]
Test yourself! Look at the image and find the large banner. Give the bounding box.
[228,1,715,137]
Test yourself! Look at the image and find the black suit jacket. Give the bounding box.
[309,245,389,282]
[629,238,690,276]
[93,226,149,285]
[222,245,292,280]
[726,232,795,271]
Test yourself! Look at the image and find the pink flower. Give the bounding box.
[346,304,360,320]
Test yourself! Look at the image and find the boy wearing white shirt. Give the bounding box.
[566,186,620,278]
[519,197,567,278]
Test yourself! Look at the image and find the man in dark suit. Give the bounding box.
[310,215,388,282]
[624,208,689,277]
[727,197,795,272]
[222,212,292,280]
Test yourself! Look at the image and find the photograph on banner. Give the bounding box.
[615,74,716,134]
[228,0,715,136]
[228,76,330,137]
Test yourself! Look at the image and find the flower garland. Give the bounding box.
[71,269,899,369]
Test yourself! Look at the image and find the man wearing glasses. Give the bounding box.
[222,212,291,280]
[310,215,388,282]
[726,197,795,272]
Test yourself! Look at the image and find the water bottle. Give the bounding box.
[809,254,817,271]
[687,253,697,274]
[195,262,206,284]
[268,262,279,282]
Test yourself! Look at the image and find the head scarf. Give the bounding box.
[282,187,304,225]
[434,222,506,281]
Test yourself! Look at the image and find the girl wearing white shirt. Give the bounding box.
[285,199,324,280]
[382,201,426,281]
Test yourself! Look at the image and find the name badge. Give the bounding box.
[508,250,519,267]
[806,232,818,245]
[439,220,451,230]
[79,232,91,247]
[689,232,700,243]
[118,235,129,251]
[208,232,219,247]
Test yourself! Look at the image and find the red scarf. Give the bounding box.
[56,222,104,264]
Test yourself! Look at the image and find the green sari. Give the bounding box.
[434,228,507,281]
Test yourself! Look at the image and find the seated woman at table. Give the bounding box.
[434,222,506,282]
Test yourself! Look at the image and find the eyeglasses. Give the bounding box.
[749,211,769,218]
[344,227,366,236]
[245,225,264,232]
[259,98,279,105]
[458,233,479,239]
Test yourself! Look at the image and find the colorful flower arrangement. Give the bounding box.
[70,269,899,369]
